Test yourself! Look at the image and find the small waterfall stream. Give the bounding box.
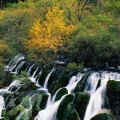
[43,68,55,89]
[6,54,25,72]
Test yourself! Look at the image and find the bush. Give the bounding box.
[67,62,83,71]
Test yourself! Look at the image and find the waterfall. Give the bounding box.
[84,72,120,120]
[35,70,42,87]
[34,73,83,120]
[27,64,35,76]
[3,54,120,120]
[66,72,83,94]
[6,54,25,72]
[32,67,39,78]
[0,96,4,119]
[0,80,22,118]
[14,61,26,74]
[43,68,55,89]
[29,67,40,84]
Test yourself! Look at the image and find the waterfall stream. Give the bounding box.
[84,72,120,120]
[34,73,83,120]
[1,54,120,120]
[43,68,55,89]
[0,80,22,118]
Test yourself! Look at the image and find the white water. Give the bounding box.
[29,69,42,87]
[0,96,4,119]
[84,72,120,120]
[35,73,83,120]
[6,54,25,72]
[4,55,120,120]
[32,67,39,78]
[43,68,55,89]
[13,61,26,74]
[27,64,35,76]
[0,80,21,118]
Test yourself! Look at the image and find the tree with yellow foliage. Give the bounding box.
[24,6,75,64]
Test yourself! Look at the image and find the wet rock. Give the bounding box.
[49,81,60,96]
[38,65,54,86]
[74,71,92,92]
[18,81,37,91]
[2,91,43,120]
[73,92,90,120]
[57,94,80,120]
[106,80,120,120]
[55,88,68,101]
[90,109,114,120]
[40,93,48,109]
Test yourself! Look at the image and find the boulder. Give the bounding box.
[106,80,120,120]
[55,88,68,101]
[57,94,80,120]
[74,71,92,92]
[73,92,90,120]
[2,91,43,120]
[49,81,60,96]
[18,81,37,91]
[90,109,114,120]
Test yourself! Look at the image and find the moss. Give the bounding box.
[91,113,114,120]
[73,92,90,120]
[107,80,120,119]
[57,94,75,120]
[55,88,68,101]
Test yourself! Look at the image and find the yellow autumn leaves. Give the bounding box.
[24,6,75,63]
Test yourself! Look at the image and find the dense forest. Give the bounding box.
[0,0,120,73]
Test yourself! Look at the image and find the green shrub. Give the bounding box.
[67,62,83,71]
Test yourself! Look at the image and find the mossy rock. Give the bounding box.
[38,65,54,86]
[58,71,70,87]
[18,81,37,91]
[49,81,60,96]
[21,96,31,109]
[2,92,43,120]
[106,80,120,119]
[74,71,92,92]
[40,93,48,109]
[73,92,90,120]
[55,88,68,101]
[58,102,80,120]
[90,110,114,120]
[15,109,32,120]
[57,94,80,120]
[2,105,24,120]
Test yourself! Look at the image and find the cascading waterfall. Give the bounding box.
[0,80,22,118]
[35,70,42,87]
[29,67,40,83]
[14,61,26,74]
[32,67,39,78]
[34,73,83,120]
[6,54,25,72]
[84,72,120,120]
[27,64,35,76]
[2,54,120,120]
